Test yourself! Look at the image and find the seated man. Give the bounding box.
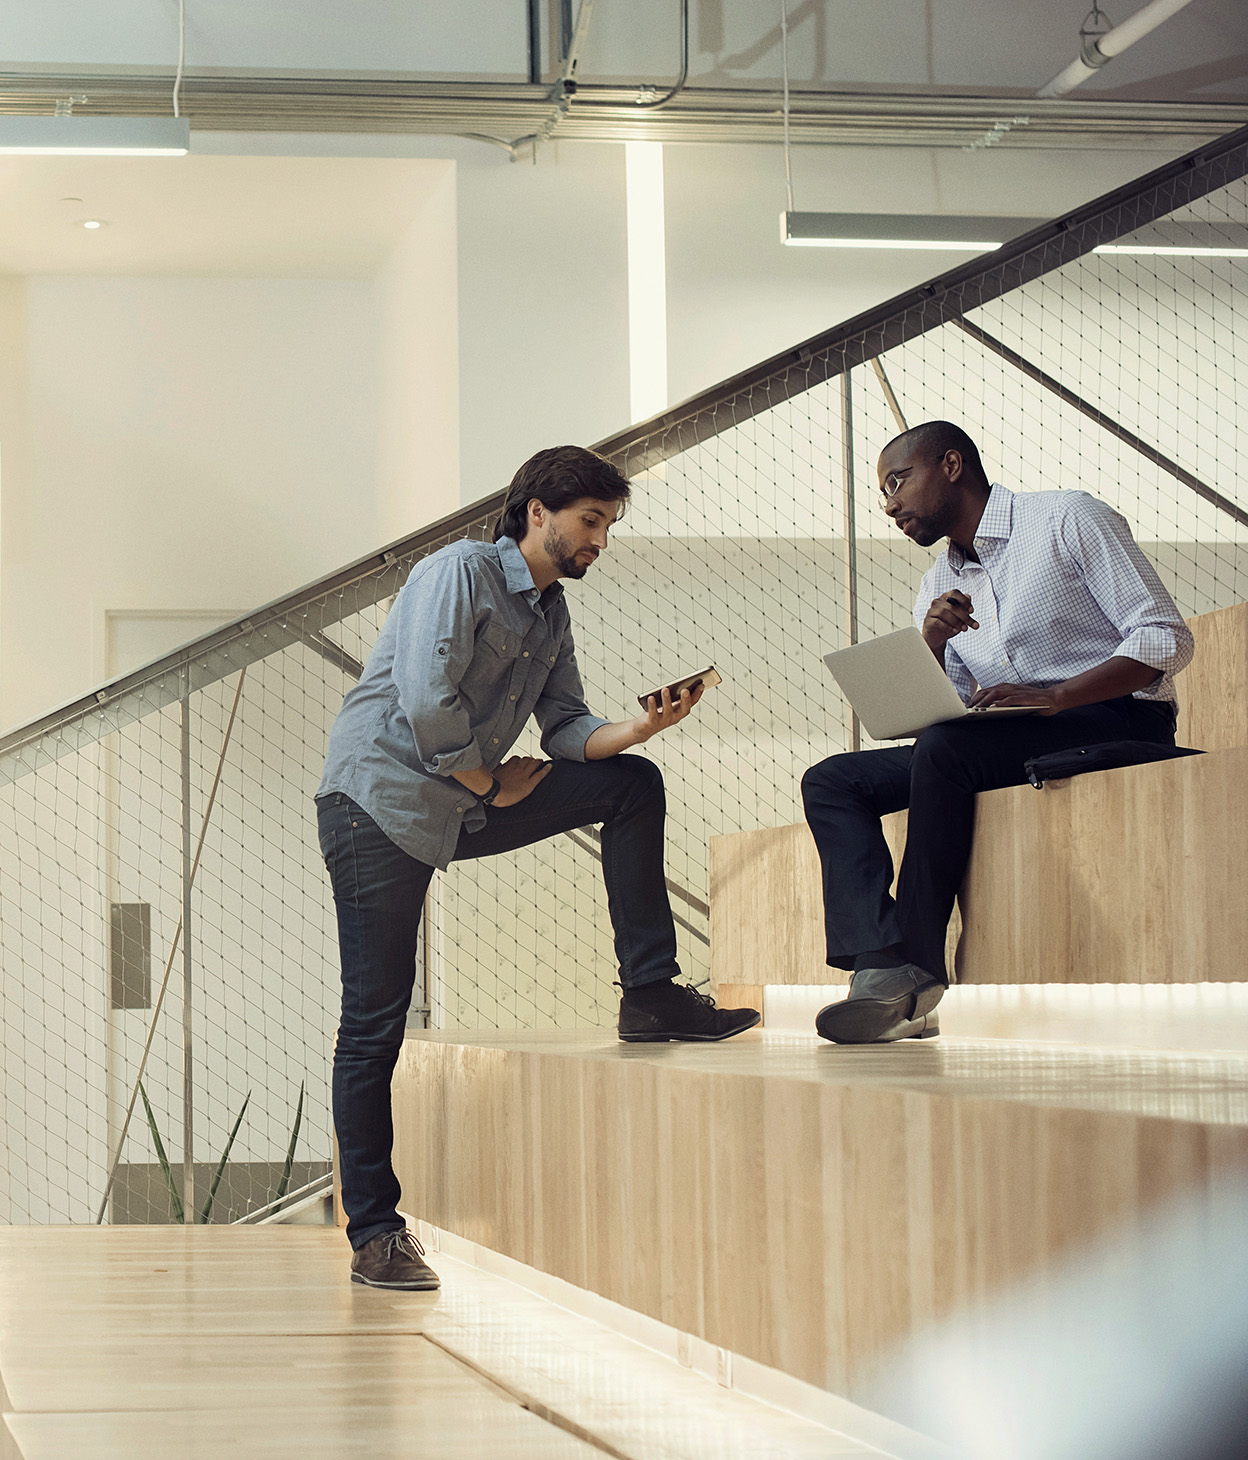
[316,445,759,1291]
[801,421,1193,1044]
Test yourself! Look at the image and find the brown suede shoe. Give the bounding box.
[350,1229,441,1290]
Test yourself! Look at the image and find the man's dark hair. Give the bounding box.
[883,420,989,486]
[493,445,631,542]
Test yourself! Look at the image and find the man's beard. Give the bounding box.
[544,525,591,579]
[905,502,958,548]
[908,518,945,548]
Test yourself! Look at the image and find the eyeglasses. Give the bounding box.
[879,468,910,501]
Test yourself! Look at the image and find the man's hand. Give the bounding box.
[490,755,552,807]
[584,682,705,759]
[922,590,979,653]
[969,683,1064,715]
[968,656,1160,717]
[631,682,704,743]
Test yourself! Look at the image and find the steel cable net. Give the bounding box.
[2,167,1246,1223]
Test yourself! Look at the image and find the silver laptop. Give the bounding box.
[823,627,1035,740]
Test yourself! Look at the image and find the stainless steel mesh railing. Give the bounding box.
[4,124,1247,1224]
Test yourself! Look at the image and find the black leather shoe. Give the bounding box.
[350,1229,441,1290]
[815,964,945,1044]
[619,980,760,1042]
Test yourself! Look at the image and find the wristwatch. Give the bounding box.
[480,775,503,807]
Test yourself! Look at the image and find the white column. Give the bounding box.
[625,141,668,427]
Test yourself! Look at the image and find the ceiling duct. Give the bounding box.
[0,71,1243,151]
[1038,0,1201,100]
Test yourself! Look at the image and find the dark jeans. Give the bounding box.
[316,754,680,1249]
[801,696,1176,981]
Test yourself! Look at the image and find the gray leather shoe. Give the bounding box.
[350,1229,441,1290]
[815,963,945,1044]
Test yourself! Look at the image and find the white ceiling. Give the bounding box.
[588,0,1248,101]
[0,156,449,276]
[0,2,1241,280]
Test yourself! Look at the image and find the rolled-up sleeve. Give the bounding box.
[1059,494,1194,678]
[390,557,485,777]
[534,622,608,761]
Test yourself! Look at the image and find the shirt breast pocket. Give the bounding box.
[477,622,522,661]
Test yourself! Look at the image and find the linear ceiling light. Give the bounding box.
[781,213,1248,258]
[0,116,190,156]
[782,212,1040,253]
[786,234,1006,252]
[1091,224,1248,259]
[1094,245,1248,258]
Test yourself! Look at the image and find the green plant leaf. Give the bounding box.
[200,1090,250,1225]
[138,1081,184,1224]
[275,1081,305,1201]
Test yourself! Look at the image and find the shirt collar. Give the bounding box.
[945,482,1012,571]
[497,535,564,605]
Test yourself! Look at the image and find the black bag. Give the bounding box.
[1023,740,1203,789]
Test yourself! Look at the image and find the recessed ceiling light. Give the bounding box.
[80,219,105,230]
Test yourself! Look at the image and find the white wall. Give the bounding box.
[374,161,461,545]
[182,128,1193,508]
[0,278,31,698]
[0,275,382,729]
[452,140,631,497]
[187,133,631,506]
[662,140,1187,406]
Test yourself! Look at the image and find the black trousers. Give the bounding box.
[800,696,1176,981]
[317,755,682,1250]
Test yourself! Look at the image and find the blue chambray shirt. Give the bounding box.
[316,536,608,869]
[915,484,1194,706]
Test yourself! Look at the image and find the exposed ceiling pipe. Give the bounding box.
[615,0,689,110]
[527,0,541,85]
[1037,0,1200,99]
[507,0,597,158]
[505,0,687,159]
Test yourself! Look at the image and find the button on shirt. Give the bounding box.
[914,484,1193,706]
[316,536,607,869]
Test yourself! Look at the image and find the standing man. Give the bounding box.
[316,445,759,1290]
[801,421,1193,1044]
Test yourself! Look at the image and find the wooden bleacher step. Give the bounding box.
[711,603,1248,992]
[393,1028,1248,1412]
[758,980,1248,1053]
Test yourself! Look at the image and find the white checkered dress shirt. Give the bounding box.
[914,484,1193,707]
